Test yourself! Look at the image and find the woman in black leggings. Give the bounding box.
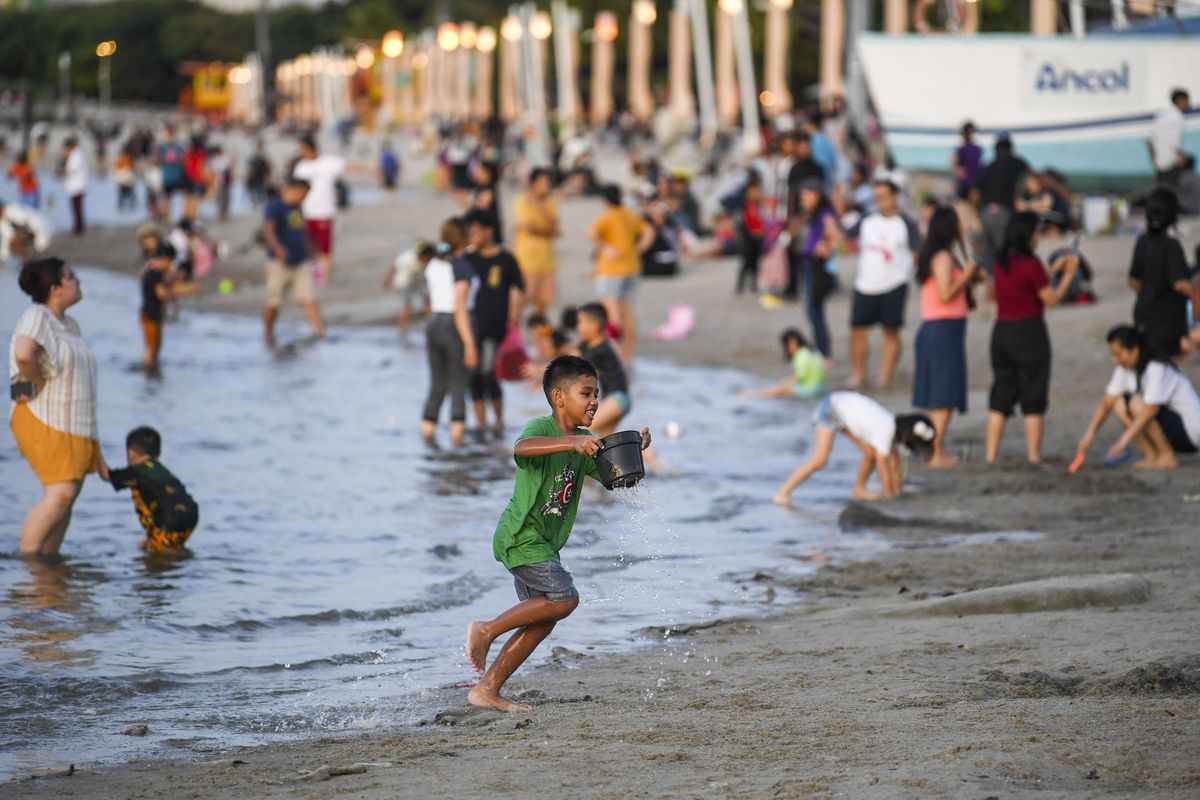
[421,218,477,447]
[985,212,1079,464]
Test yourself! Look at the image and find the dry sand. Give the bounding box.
[11,168,1200,798]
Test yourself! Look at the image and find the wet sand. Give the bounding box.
[14,167,1200,797]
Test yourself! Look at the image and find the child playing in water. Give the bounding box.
[740,328,827,400]
[140,241,200,371]
[773,391,935,504]
[575,303,631,438]
[99,427,199,551]
[381,240,432,339]
[465,356,651,711]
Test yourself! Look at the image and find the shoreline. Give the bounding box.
[9,176,1200,797]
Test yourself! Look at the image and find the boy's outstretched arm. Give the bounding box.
[515,435,601,459]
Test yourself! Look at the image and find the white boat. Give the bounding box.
[857,27,1200,180]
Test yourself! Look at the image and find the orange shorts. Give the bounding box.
[140,313,162,352]
[10,403,98,484]
[132,490,195,552]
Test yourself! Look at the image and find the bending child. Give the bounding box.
[740,328,827,400]
[1075,325,1200,470]
[773,391,934,504]
[99,426,199,551]
[465,356,651,712]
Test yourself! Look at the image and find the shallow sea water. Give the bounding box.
[0,268,888,776]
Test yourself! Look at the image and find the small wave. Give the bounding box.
[0,672,185,716]
[176,573,483,635]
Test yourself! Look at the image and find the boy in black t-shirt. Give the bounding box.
[99,427,199,552]
[575,303,630,438]
[463,209,525,433]
[139,238,199,371]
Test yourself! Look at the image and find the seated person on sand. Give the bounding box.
[740,328,827,400]
[686,211,741,259]
[1075,325,1200,470]
[773,391,935,505]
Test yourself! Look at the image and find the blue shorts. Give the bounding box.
[508,561,579,602]
[812,396,844,431]
[607,390,632,415]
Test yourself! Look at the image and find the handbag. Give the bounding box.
[494,324,531,382]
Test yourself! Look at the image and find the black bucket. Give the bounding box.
[594,430,646,490]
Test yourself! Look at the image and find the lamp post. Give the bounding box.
[726,0,760,155]
[763,0,792,118]
[499,15,521,122]
[474,26,496,119]
[629,0,656,122]
[381,30,404,126]
[819,0,844,103]
[668,0,695,124]
[522,4,553,165]
[591,11,617,128]
[715,0,737,127]
[551,1,581,137]
[96,40,116,110]
[688,0,718,145]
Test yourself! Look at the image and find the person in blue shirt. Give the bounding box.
[261,177,325,344]
[803,110,838,194]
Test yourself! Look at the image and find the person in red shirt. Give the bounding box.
[7,151,39,208]
[985,211,1080,464]
[737,179,767,294]
[182,136,210,221]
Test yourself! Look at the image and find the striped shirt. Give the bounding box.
[9,304,98,440]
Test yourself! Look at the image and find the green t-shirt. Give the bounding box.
[791,347,827,399]
[492,416,600,568]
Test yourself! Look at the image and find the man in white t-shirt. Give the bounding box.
[62,137,88,235]
[1150,89,1191,189]
[292,135,345,286]
[847,179,921,389]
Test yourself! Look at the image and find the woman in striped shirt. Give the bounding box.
[9,258,105,556]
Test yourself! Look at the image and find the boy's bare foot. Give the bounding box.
[467,685,532,712]
[465,622,491,674]
[772,493,792,507]
[852,489,882,501]
[926,453,960,469]
[844,375,864,390]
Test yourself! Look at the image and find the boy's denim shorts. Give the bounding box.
[812,396,844,431]
[508,561,579,602]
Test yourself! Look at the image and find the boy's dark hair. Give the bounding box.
[529,166,552,185]
[126,426,162,458]
[542,355,598,403]
[415,241,436,259]
[601,184,622,206]
[464,208,496,231]
[526,312,550,329]
[559,306,579,331]
[1171,88,1189,105]
[1145,186,1179,232]
[299,134,318,153]
[551,329,570,350]
[779,327,809,358]
[577,302,608,329]
[894,414,936,458]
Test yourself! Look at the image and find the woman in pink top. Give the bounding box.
[912,207,981,467]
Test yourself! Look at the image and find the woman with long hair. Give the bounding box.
[420,218,479,447]
[1075,325,1200,470]
[985,212,1080,464]
[797,179,842,360]
[913,206,980,467]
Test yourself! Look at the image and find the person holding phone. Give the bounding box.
[9,258,105,556]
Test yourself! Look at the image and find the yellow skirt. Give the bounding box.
[11,403,98,484]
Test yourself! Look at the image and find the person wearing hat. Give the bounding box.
[61,136,88,236]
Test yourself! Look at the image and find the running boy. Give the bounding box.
[773,391,935,504]
[465,356,651,712]
[99,426,199,551]
[262,177,325,344]
[575,303,631,438]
